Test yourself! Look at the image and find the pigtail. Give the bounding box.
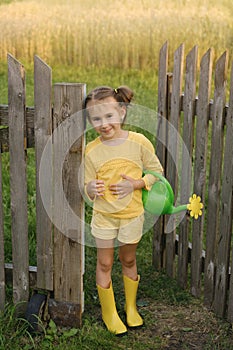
[115,86,134,105]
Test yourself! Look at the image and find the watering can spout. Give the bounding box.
[142,171,203,219]
[169,204,189,215]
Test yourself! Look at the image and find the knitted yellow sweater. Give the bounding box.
[84,131,163,218]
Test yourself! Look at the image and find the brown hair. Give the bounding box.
[84,85,134,108]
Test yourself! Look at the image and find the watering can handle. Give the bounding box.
[143,170,175,203]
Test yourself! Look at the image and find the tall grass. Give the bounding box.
[1,0,233,70]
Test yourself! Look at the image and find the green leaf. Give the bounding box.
[62,328,78,338]
[182,327,193,332]
[44,334,54,341]
[48,319,57,334]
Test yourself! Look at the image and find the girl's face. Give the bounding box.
[86,97,126,141]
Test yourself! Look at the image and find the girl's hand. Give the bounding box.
[109,174,145,199]
[86,180,105,200]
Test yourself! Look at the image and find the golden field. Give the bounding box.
[1,0,233,69]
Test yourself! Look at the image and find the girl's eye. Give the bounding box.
[92,117,100,122]
[107,114,113,118]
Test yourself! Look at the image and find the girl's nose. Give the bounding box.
[101,118,109,127]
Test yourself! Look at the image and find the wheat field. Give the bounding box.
[1,0,233,69]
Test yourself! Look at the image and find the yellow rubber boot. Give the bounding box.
[123,275,143,328]
[97,282,127,335]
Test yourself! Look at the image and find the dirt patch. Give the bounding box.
[135,299,233,349]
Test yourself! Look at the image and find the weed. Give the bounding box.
[0,304,34,350]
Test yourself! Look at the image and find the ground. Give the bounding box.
[83,266,233,350]
[137,300,232,349]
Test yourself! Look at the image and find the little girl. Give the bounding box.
[84,86,163,335]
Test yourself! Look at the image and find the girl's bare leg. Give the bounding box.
[118,243,138,281]
[95,238,115,288]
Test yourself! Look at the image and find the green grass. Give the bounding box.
[1,237,232,349]
[0,60,159,107]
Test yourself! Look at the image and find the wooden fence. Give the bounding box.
[0,54,85,327]
[153,42,233,322]
[0,43,233,326]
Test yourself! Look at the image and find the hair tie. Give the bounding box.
[114,88,118,94]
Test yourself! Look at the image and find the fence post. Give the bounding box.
[165,43,184,278]
[204,51,228,302]
[213,56,233,318]
[52,83,85,327]
[8,54,29,311]
[226,64,233,323]
[34,56,53,291]
[192,48,213,300]
[178,45,198,289]
[153,41,168,269]
[199,49,214,304]
[0,145,5,310]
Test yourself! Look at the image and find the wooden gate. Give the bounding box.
[0,54,85,327]
[153,42,233,322]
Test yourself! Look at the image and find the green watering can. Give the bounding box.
[142,171,203,219]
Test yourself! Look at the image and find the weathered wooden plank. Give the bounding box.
[0,105,9,153]
[192,49,213,299]
[5,263,37,290]
[8,54,29,310]
[213,57,233,318]
[202,50,216,304]
[205,52,228,305]
[0,145,5,310]
[153,42,168,270]
[34,56,53,291]
[175,234,206,270]
[48,299,82,328]
[178,46,198,289]
[25,107,35,148]
[1,105,34,124]
[157,41,169,168]
[0,105,9,124]
[0,105,35,151]
[165,43,184,277]
[228,194,233,321]
[53,83,85,325]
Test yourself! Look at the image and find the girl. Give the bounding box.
[84,86,163,335]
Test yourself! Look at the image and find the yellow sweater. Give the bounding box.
[84,131,163,218]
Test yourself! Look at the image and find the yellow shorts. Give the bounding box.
[91,211,144,244]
